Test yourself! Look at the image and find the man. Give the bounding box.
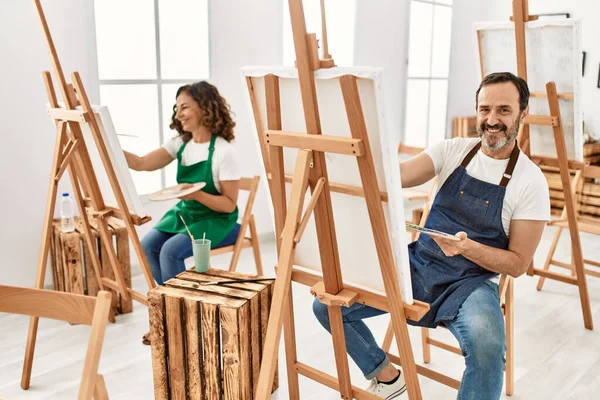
[312,72,550,399]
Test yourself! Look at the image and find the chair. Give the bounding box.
[211,176,264,275]
[381,186,515,396]
[537,164,600,290]
[0,286,112,399]
[451,116,478,138]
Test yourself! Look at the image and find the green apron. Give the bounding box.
[154,134,238,248]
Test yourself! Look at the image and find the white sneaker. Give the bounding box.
[366,373,407,399]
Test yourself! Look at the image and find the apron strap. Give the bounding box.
[460,141,482,168]
[207,134,217,162]
[499,142,520,187]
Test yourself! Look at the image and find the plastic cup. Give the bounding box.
[192,239,211,273]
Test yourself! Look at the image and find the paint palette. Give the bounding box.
[147,182,206,201]
[405,222,461,241]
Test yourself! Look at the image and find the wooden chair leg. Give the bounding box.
[249,215,264,276]
[537,226,563,291]
[93,374,109,400]
[228,226,248,273]
[382,320,394,353]
[421,328,431,364]
[505,279,514,396]
[78,291,112,400]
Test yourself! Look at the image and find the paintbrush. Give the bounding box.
[178,213,195,241]
[200,278,275,286]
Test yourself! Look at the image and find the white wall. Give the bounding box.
[0,0,99,287]
[354,0,411,144]
[446,0,600,138]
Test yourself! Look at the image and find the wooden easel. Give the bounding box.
[21,0,157,389]
[249,1,429,399]
[508,0,593,330]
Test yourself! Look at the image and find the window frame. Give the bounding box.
[95,0,211,192]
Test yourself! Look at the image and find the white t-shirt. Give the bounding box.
[163,136,240,193]
[424,137,551,237]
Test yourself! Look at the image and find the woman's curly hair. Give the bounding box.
[169,81,236,142]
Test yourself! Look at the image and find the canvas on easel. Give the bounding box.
[21,0,157,390]
[476,0,592,330]
[241,1,430,399]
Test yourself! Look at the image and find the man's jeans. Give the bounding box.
[312,280,505,400]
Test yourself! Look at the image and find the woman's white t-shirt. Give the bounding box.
[163,136,240,193]
[424,137,551,237]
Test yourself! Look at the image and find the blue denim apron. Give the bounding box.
[408,141,520,328]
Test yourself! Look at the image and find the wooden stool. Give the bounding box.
[50,217,132,318]
[148,268,278,399]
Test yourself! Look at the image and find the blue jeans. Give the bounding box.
[142,225,240,285]
[312,281,505,400]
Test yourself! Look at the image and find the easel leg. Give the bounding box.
[537,227,563,291]
[250,215,264,276]
[255,151,311,399]
[21,122,67,389]
[283,283,300,399]
[382,321,394,353]
[93,374,109,400]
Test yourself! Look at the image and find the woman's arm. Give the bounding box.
[124,148,174,171]
[179,180,239,213]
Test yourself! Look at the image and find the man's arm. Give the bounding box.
[399,152,436,188]
[432,219,546,277]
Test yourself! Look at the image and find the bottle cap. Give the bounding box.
[62,193,69,197]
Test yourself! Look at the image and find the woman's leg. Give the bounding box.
[444,281,505,400]
[141,229,174,285]
[159,233,194,283]
[313,299,390,379]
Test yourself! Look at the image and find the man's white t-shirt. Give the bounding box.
[424,137,551,237]
[163,136,240,193]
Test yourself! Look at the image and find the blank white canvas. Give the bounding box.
[242,67,413,303]
[54,104,146,217]
[475,19,583,161]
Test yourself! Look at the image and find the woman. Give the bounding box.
[125,81,240,287]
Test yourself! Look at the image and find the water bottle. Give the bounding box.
[60,193,75,232]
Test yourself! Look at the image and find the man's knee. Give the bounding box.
[467,320,505,367]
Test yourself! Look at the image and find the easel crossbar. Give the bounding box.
[265,130,365,156]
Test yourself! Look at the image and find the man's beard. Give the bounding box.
[477,114,521,151]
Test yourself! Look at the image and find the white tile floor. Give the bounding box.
[1,226,600,399]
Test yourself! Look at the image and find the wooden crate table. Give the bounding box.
[50,216,132,318]
[148,268,278,400]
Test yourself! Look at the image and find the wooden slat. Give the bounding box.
[116,227,132,313]
[221,306,243,400]
[529,91,574,100]
[524,114,558,126]
[184,299,203,400]
[427,338,462,355]
[47,107,89,123]
[80,223,99,297]
[210,240,252,256]
[63,232,84,295]
[0,285,95,325]
[165,296,186,400]
[533,268,579,285]
[238,303,253,400]
[264,130,365,156]
[148,292,169,400]
[201,303,221,400]
[99,234,119,318]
